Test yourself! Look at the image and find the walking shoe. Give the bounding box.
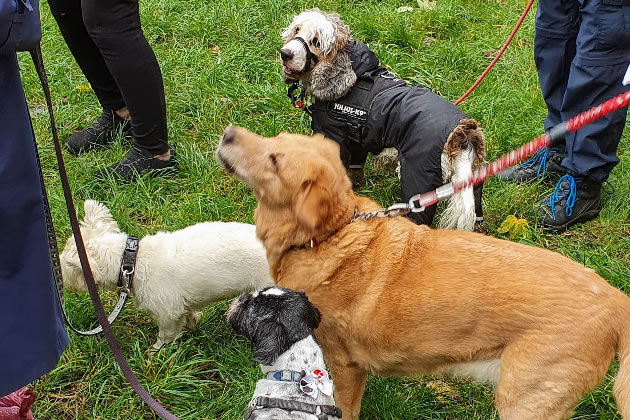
[66,109,132,155]
[499,147,564,183]
[538,173,601,232]
[93,145,176,182]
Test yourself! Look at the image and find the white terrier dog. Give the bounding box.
[60,200,274,350]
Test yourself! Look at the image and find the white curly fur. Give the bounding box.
[60,200,274,351]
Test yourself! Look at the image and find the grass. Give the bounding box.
[19,0,629,418]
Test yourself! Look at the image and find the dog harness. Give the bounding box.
[243,368,342,419]
[243,396,342,420]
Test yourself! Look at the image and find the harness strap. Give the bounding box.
[245,396,342,420]
[293,36,318,73]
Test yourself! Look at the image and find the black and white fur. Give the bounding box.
[227,287,340,420]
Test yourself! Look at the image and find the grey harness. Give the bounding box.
[243,370,342,419]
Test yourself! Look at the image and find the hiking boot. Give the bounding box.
[537,173,601,232]
[93,144,176,182]
[499,147,564,183]
[67,109,132,155]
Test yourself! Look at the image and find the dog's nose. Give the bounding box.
[280,49,293,62]
[222,126,236,145]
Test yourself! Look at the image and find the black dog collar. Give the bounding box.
[117,236,139,293]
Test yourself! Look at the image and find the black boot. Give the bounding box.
[66,109,132,155]
[538,173,601,232]
[499,147,564,183]
[93,144,176,182]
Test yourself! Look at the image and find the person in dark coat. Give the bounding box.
[501,0,630,232]
[0,51,68,396]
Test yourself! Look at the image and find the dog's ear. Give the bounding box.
[293,180,332,233]
[82,200,120,233]
[251,319,292,366]
[297,291,321,330]
[325,12,351,57]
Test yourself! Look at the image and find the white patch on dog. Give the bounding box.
[262,288,285,296]
[443,359,501,384]
[439,147,476,231]
[60,200,275,351]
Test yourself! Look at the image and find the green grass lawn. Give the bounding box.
[20,0,629,418]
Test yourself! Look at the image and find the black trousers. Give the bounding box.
[48,0,168,153]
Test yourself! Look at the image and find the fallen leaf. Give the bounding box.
[497,215,532,240]
[483,50,499,60]
[426,379,460,401]
[210,46,221,54]
[76,84,92,92]
[30,104,47,116]
[417,0,436,10]
[397,6,413,13]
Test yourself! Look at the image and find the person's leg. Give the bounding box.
[500,0,578,182]
[539,0,630,231]
[81,0,169,156]
[48,0,132,155]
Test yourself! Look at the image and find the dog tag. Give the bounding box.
[624,63,630,86]
[299,368,333,398]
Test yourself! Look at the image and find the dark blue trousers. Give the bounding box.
[0,52,68,396]
[534,0,630,183]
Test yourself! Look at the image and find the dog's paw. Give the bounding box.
[370,148,399,175]
[185,311,203,330]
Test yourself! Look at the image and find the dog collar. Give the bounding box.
[117,236,139,294]
[266,369,304,382]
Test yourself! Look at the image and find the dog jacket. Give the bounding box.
[309,41,473,225]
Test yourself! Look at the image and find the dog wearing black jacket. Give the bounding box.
[280,9,486,230]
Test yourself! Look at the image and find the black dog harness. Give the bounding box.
[309,66,405,169]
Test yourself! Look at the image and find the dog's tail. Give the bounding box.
[614,302,630,416]
[439,119,485,231]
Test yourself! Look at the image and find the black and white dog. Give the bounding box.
[280,9,486,230]
[227,287,341,420]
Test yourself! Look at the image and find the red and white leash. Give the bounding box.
[355,89,630,220]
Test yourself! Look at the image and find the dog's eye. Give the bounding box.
[269,154,278,168]
[312,37,320,48]
[294,26,300,34]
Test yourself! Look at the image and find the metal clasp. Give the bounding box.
[382,203,410,217]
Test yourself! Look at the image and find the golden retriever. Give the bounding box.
[216,126,630,420]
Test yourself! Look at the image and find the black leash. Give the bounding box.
[28,45,180,420]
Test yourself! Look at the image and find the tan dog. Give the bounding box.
[216,126,630,420]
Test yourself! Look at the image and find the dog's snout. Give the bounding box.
[222,126,236,145]
[280,49,294,62]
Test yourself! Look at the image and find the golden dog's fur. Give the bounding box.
[216,126,630,420]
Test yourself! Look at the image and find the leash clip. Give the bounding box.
[383,202,410,217]
[288,82,307,109]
